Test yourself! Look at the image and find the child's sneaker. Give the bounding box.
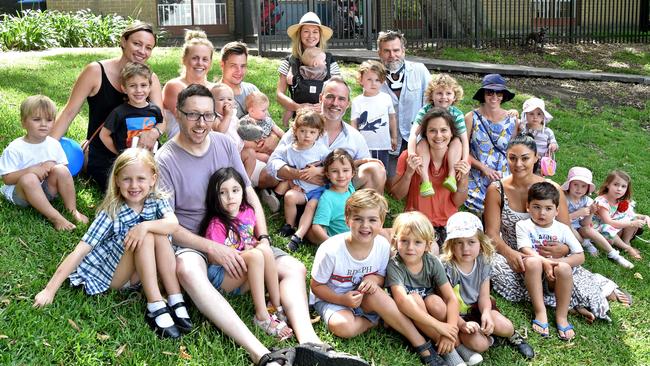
[507,331,535,360]
[442,348,466,366]
[260,189,280,213]
[419,181,435,197]
[288,234,302,252]
[608,250,634,269]
[456,345,483,365]
[279,223,296,237]
[582,239,598,256]
[442,175,458,192]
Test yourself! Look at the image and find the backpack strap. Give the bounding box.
[287,55,300,98]
[324,52,333,79]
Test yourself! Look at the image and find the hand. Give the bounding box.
[33,288,55,307]
[480,312,495,336]
[506,109,520,119]
[123,223,149,251]
[290,184,303,192]
[548,143,558,153]
[255,138,266,149]
[542,259,558,281]
[405,154,423,174]
[482,167,502,182]
[356,280,379,295]
[207,244,247,279]
[537,241,569,259]
[391,137,398,151]
[461,321,481,334]
[30,164,50,180]
[588,203,599,215]
[505,248,527,273]
[454,160,470,177]
[578,207,591,217]
[41,160,56,171]
[136,129,159,150]
[299,165,325,185]
[437,336,456,355]
[434,322,459,342]
[342,290,364,308]
[222,101,236,121]
[631,219,645,229]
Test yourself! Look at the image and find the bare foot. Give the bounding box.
[574,307,596,324]
[52,217,76,231]
[623,246,642,260]
[71,209,89,224]
[607,288,632,307]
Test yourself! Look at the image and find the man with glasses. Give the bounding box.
[377,31,431,187]
[156,84,368,366]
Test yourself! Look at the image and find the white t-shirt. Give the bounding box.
[515,218,583,255]
[310,232,390,304]
[0,136,68,201]
[351,92,395,150]
[272,141,330,193]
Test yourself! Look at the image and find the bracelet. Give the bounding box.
[153,126,162,137]
[257,234,271,244]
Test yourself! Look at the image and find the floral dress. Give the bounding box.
[592,196,636,240]
[465,111,516,214]
[489,181,615,321]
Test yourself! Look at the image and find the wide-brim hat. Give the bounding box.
[522,97,553,124]
[561,166,596,194]
[472,73,515,103]
[287,12,333,43]
[445,212,484,241]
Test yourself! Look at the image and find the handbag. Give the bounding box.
[540,152,556,176]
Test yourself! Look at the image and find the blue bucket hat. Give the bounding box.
[472,74,515,103]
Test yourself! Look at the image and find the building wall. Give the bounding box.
[48,0,158,27]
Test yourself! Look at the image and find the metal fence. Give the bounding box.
[258,0,650,52]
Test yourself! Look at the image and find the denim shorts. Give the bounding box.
[306,185,327,201]
[370,150,390,170]
[12,180,56,207]
[313,300,380,325]
[206,264,243,295]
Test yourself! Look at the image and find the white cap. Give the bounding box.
[446,212,483,240]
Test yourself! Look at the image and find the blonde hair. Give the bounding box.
[598,170,633,202]
[290,25,328,59]
[441,230,495,264]
[425,73,464,106]
[120,62,152,86]
[357,60,387,83]
[344,189,388,223]
[391,212,435,252]
[245,91,269,110]
[20,95,57,123]
[300,46,325,66]
[98,148,166,219]
[181,29,214,76]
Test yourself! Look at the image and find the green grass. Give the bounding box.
[1,49,650,365]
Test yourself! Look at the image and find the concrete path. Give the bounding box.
[262,48,650,85]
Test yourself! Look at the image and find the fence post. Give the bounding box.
[474,0,480,48]
[365,0,373,49]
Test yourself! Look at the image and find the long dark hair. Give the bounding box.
[197,168,250,244]
[507,133,540,173]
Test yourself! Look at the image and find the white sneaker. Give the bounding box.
[442,349,467,366]
[608,250,634,269]
[582,239,598,256]
[259,189,280,213]
[456,345,483,365]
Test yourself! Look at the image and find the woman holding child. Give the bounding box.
[484,134,630,331]
[51,22,163,190]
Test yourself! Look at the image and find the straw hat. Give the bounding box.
[286,12,333,43]
[472,74,515,103]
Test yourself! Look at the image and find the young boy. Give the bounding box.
[408,74,468,196]
[516,182,585,341]
[351,60,397,169]
[99,62,163,155]
[0,95,88,231]
[238,91,284,162]
[310,189,441,363]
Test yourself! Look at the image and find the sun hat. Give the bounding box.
[287,12,333,43]
[445,212,484,240]
[561,166,596,194]
[522,97,553,124]
[472,74,515,103]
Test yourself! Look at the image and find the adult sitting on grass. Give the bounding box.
[155,84,368,366]
[51,22,164,191]
[390,108,470,249]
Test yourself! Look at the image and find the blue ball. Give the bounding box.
[59,137,84,177]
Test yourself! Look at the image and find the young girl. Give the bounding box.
[441,212,534,361]
[272,110,329,251]
[407,74,468,196]
[562,167,634,268]
[33,148,191,339]
[593,170,650,261]
[519,97,557,158]
[386,211,467,366]
[309,149,357,246]
[197,167,293,341]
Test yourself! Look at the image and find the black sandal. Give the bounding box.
[287,235,302,252]
[414,340,446,366]
[169,301,193,333]
[258,347,295,366]
[144,306,181,339]
[295,342,369,366]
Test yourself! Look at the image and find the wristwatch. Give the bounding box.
[257,234,271,244]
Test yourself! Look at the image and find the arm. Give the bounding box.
[51,63,101,139]
[162,78,182,112]
[477,279,495,335]
[389,113,398,151]
[123,212,179,251]
[247,186,270,242]
[390,284,458,341]
[450,160,470,207]
[34,241,92,307]
[310,279,362,308]
[390,153,419,200]
[438,282,460,330]
[595,205,641,229]
[271,123,285,138]
[484,183,526,273]
[2,162,54,185]
[351,118,359,129]
[99,127,118,155]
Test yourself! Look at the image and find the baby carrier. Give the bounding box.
[287,53,333,104]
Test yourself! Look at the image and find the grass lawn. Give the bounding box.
[1,48,650,365]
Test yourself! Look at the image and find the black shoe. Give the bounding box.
[279,223,295,237]
[287,234,302,252]
[169,301,193,334]
[145,306,181,339]
[414,340,446,366]
[509,331,535,359]
[295,342,369,366]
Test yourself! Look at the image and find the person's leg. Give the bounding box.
[154,235,182,296]
[257,169,280,190]
[415,140,435,197]
[611,234,641,259]
[15,172,75,230]
[48,164,88,224]
[552,262,575,340]
[294,199,318,239]
[362,290,428,348]
[491,310,515,338]
[257,245,282,310]
[176,251,271,364]
[327,309,374,338]
[132,233,164,303]
[275,255,321,344]
[522,257,548,336]
[283,190,305,227]
[580,227,614,252]
[445,137,461,190]
[241,146,258,178]
[354,161,386,194]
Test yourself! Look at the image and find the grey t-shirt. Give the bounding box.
[444,255,491,313]
[385,252,448,297]
[155,132,250,237]
[234,82,260,118]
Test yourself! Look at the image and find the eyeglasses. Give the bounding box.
[485,90,504,97]
[178,109,217,122]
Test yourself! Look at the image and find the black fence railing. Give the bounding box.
[258,0,650,52]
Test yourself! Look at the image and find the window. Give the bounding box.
[158,0,227,26]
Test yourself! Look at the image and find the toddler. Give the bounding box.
[100,62,163,155]
[408,74,468,196]
[0,95,88,231]
[519,97,557,158]
[351,60,397,169]
[283,46,330,125]
[516,182,584,341]
[34,148,192,339]
[562,167,633,268]
[239,91,284,162]
[442,212,534,361]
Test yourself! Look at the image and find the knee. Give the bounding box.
[329,320,357,339]
[244,248,264,265]
[555,262,572,277]
[424,295,447,318]
[175,257,193,285]
[17,172,40,187]
[50,164,71,178]
[524,257,543,271]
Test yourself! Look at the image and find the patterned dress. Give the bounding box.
[465,111,516,214]
[489,181,615,321]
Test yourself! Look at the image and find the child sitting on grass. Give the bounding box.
[0,95,88,231]
[310,189,442,365]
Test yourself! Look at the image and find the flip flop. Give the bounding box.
[531,319,549,338]
[557,323,575,341]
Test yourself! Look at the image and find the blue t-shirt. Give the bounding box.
[312,183,355,236]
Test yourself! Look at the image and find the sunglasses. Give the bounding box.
[485,90,504,97]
